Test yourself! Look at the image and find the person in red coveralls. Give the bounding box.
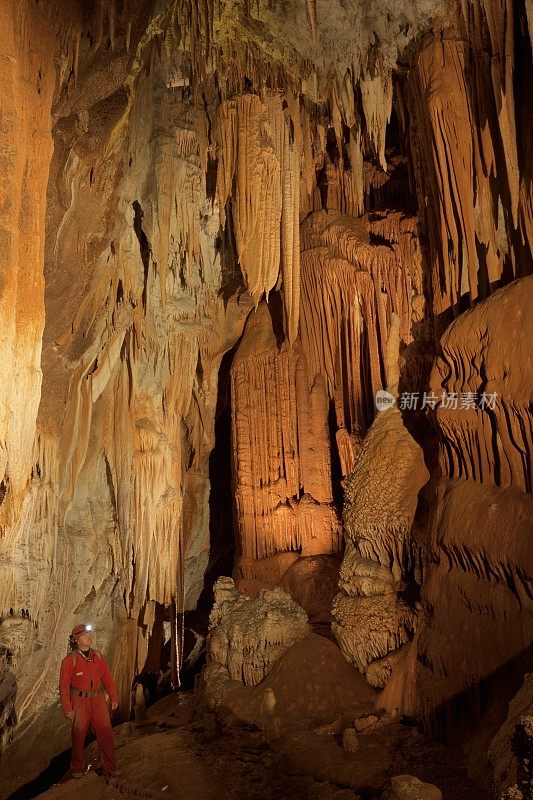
[59,623,120,779]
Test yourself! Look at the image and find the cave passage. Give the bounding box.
[0,1,532,799]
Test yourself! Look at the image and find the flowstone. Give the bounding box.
[199,577,309,707]
[332,408,428,687]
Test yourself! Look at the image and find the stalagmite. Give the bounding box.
[341,408,429,574]
[200,577,309,704]
[332,402,428,679]
[332,593,416,673]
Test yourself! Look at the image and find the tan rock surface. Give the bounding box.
[332,407,428,681]
[200,577,309,706]
[381,279,533,739]
[342,409,429,576]
[221,632,376,726]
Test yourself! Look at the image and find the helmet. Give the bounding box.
[68,623,92,649]
[71,623,92,638]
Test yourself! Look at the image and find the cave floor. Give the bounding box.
[32,692,487,800]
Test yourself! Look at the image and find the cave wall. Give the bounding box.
[0,0,257,749]
[380,276,533,738]
[0,0,531,786]
[0,0,54,549]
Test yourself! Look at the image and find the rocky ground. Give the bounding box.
[22,682,486,800]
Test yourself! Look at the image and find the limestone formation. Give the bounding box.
[278,554,342,629]
[338,549,397,598]
[332,593,416,674]
[231,303,341,592]
[0,647,16,753]
[0,0,531,791]
[203,577,309,700]
[381,775,442,800]
[365,647,408,692]
[332,407,428,683]
[341,409,429,578]
[218,631,377,729]
[231,198,421,594]
[430,276,533,494]
[299,210,420,475]
[259,687,281,742]
[408,24,529,314]
[381,280,533,735]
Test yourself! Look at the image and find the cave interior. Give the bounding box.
[0,0,532,798]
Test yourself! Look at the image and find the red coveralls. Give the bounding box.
[59,649,118,773]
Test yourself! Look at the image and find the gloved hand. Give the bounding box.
[111,701,119,711]
[65,710,74,720]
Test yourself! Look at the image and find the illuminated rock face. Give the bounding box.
[0,0,54,549]
[0,0,531,782]
[231,302,341,592]
[200,576,309,707]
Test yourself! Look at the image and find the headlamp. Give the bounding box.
[85,624,92,632]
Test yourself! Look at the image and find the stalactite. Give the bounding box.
[299,102,316,213]
[280,96,301,343]
[214,90,303,340]
[73,29,80,85]
[346,128,364,217]
[231,303,340,588]
[148,112,204,292]
[305,0,317,44]
[109,0,116,51]
[299,209,417,452]
[215,94,282,304]
[1,0,531,768]
[0,430,59,622]
[410,34,478,309]
[360,68,393,172]
[95,0,104,50]
[407,2,532,315]
[368,210,419,346]
[479,0,519,226]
